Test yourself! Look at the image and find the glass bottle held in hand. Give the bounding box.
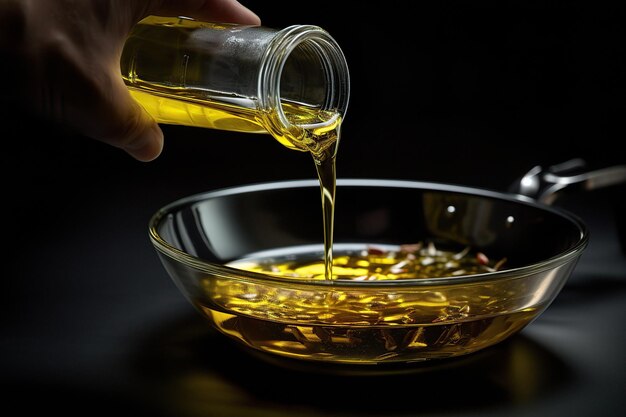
[121,16,350,279]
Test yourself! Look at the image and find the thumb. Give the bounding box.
[117,102,165,162]
[100,75,164,162]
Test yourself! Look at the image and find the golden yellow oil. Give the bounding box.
[127,79,341,279]
[189,244,534,363]
[122,16,341,279]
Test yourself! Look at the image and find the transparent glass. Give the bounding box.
[121,16,350,153]
[149,180,588,365]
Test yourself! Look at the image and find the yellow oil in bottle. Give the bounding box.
[124,86,341,157]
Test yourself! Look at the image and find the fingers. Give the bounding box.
[146,0,260,25]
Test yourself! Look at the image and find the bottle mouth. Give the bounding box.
[258,25,350,153]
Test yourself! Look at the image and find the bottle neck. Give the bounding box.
[258,25,350,154]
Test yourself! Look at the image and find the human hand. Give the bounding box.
[0,0,260,161]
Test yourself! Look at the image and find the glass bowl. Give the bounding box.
[148,179,587,365]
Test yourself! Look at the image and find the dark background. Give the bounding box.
[2,1,625,416]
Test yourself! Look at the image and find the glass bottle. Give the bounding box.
[120,16,350,159]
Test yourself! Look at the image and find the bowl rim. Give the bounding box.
[148,178,589,287]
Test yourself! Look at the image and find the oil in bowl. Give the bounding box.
[202,242,533,364]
